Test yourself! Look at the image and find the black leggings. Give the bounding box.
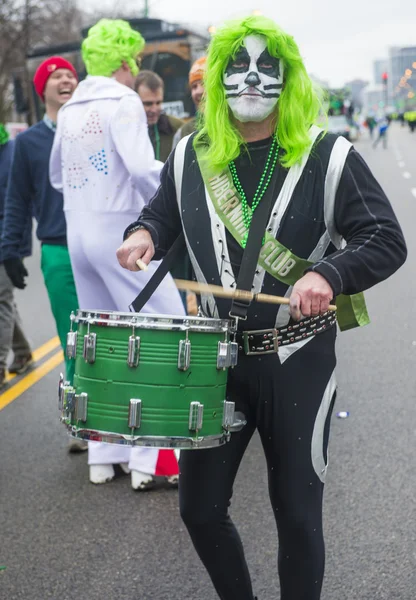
[179,329,337,600]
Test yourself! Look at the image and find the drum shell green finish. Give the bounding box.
[71,321,228,441]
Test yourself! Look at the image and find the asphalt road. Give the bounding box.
[0,123,415,600]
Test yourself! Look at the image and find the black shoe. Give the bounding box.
[8,354,33,374]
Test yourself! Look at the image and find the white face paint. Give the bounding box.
[223,35,284,123]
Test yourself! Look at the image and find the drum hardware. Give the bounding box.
[64,387,76,415]
[128,399,142,429]
[66,312,78,359]
[127,329,141,368]
[229,411,247,432]
[75,392,88,422]
[58,373,65,410]
[222,400,235,431]
[189,401,204,431]
[178,327,191,371]
[83,316,96,364]
[229,341,239,367]
[217,341,231,370]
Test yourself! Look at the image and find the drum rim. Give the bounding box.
[73,309,230,333]
[67,427,228,449]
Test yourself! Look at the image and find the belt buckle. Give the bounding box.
[243,329,278,356]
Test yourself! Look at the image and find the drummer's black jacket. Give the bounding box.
[126,132,407,330]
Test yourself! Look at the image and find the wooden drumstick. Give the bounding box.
[174,278,337,311]
[136,259,148,271]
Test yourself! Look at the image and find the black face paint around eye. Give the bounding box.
[224,46,250,77]
[257,49,281,79]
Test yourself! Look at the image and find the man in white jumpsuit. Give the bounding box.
[50,18,184,489]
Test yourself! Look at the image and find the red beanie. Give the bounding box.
[33,56,78,100]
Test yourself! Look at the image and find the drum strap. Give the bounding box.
[129,232,186,312]
[229,166,280,322]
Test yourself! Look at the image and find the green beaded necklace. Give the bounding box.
[229,138,280,248]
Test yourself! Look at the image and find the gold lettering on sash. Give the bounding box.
[214,182,231,198]
[271,253,289,272]
[229,206,246,235]
[265,248,284,267]
[221,195,239,214]
[278,258,297,277]
[260,240,276,259]
[209,173,229,190]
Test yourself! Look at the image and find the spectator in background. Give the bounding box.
[172,56,206,147]
[49,19,184,488]
[135,69,196,314]
[365,115,376,139]
[0,124,32,388]
[373,116,389,149]
[1,59,83,440]
[135,70,183,162]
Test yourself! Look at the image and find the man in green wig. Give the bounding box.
[50,19,184,488]
[117,15,406,600]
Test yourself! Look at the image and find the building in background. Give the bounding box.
[344,79,368,110]
[362,84,386,116]
[389,46,416,111]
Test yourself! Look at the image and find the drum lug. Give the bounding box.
[66,331,77,359]
[189,401,204,431]
[75,392,88,422]
[64,387,76,414]
[222,400,235,431]
[178,339,191,371]
[217,341,231,369]
[128,399,142,429]
[127,335,141,368]
[58,373,65,410]
[83,332,96,364]
[230,341,239,367]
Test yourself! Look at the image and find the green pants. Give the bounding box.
[40,244,78,384]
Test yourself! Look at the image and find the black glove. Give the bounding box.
[3,257,28,289]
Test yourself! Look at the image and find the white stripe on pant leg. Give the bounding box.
[311,370,337,483]
[88,441,132,465]
[128,446,160,475]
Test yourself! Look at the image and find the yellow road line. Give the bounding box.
[0,350,64,412]
[5,336,60,383]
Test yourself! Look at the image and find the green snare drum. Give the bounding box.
[59,310,242,449]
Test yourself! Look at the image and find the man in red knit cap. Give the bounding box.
[1,57,83,450]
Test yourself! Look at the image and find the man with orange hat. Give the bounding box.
[173,56,206,145]
[1,57,84,449]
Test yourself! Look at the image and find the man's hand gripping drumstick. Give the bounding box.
[116,228,155,272]
[117,230,336,319]
[174,272,336,319]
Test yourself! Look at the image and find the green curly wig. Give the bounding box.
[195,15,324,170]
[0,123,9,145]
[82,19,145,77]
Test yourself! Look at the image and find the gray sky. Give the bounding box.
[84,0,416,87]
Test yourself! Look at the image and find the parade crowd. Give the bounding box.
[0,15,407,600]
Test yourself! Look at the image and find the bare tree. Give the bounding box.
[0,0,84,123]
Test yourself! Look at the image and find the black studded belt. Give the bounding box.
[235,311,337,355]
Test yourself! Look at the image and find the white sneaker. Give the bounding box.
[119,463,130,475]
[131,469,156,491]
[68,438,88,453]
[89,464,115,484]
[166,475,179,488]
